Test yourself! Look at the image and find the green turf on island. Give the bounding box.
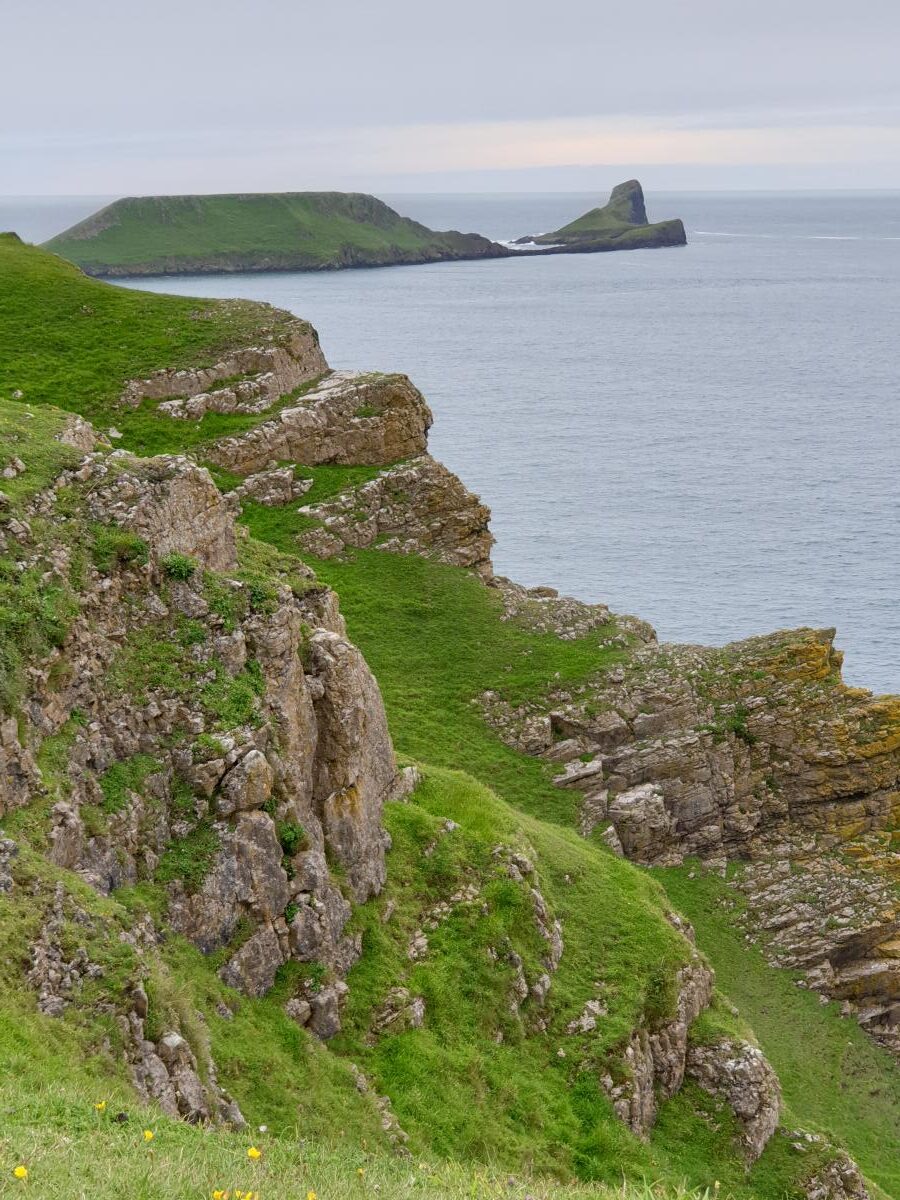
[42,191,509,277]
[514,179,686,251]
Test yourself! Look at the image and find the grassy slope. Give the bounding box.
[43,192,504,275]
[0,239,894,1197]
[656,865,900,1199]
[0,232,292,426]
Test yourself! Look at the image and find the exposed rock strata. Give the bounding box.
[207,371,432,475]
[482,630,899,865]
[6,443,399,1047]
[296,454,494,576]
[119,317,326,410]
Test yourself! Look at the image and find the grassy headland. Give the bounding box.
[0,238,892,1199]
[43,192,509,277]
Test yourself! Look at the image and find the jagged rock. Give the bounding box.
[604,958,714,1137]
[285,997,312,1026]
[228,467,312,507]
[207,371,432,475]
[490,576,622,640]
[686,1039,780,1162]
[27,884,103,1016]
[307,630,396,901]
[308,982,349,1040]
[120,319,326,411]
[0,835,18,892]
[219,925,284,997]
[607,783,680,865]
[371,987,426,1036]
[803,1151,870,1200]
[215,749,273,816]
[296,454,494,578]
[566,997,607,1034]
[87,453,237,572]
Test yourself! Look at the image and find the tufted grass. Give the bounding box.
[656,864,900,1199]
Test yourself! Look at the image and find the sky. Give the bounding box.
[3,0,900,194]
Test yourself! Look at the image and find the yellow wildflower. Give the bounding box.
[308,1192,318,1200]
[94,1099,107,1112]
[212,1191,227,1200]
[13,1165,28,1180]
[143,1128,154,1142]
[357,1166,366,1177]
[247,1145,262,1160]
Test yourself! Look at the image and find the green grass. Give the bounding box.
[0,232,293,427]
[43,192,503,277]
[242,504,625,825]
[655,863,900,1198]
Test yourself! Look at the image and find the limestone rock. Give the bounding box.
[207,371,432,475]
[307,630,396,901]
[120,319,326,411]
[87,453,236,572]
[803,1152,870,1200]
[219,925,284,997]
[296,454,494,578]
[686,1039,780,1162]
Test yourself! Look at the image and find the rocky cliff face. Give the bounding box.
[2,436,400,1048]
[481,621,900,1056]
[1,277,887,1192]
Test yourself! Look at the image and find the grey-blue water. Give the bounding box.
[4,192,898,693]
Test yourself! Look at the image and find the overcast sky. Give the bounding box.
[4,0,900,193]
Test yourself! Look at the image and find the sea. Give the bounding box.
[2,192,898,693]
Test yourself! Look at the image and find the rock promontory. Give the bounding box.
[514,179,687,252]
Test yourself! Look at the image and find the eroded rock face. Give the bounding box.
[602,956,714,1137]
[803,1152,870,1200]
[119,318,326,411]
[686,1039,781,1162]
[296,454,494,577]
[87,453,237,572]
[307,630,395,901]
[207,371,432,475]
[9,444,398,1045]
[484,630,899,869]
[481,629,900,1058]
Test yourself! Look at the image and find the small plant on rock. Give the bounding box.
[161,551,197,581]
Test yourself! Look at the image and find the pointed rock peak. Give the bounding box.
[606,180,648,226]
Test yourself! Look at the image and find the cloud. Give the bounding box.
[4,109,900,193]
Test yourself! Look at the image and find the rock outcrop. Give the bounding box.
[120,317,326,410]
[514,180,686,253]
[296,454,494,577]
[207,371,432,474]
[5,437,400,1054]
[686,1039,781,1161]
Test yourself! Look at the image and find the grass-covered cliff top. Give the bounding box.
[517,179,687,250]
[42,192,508,277]
[0,239,896,1200]
[0,231,296,421]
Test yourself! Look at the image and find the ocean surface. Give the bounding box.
[3,192,898,693]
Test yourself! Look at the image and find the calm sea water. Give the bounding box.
[4,193,898,693]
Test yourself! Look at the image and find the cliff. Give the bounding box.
[514,179,687,252]
[42,191,510,277]
[0,233,893,1199]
